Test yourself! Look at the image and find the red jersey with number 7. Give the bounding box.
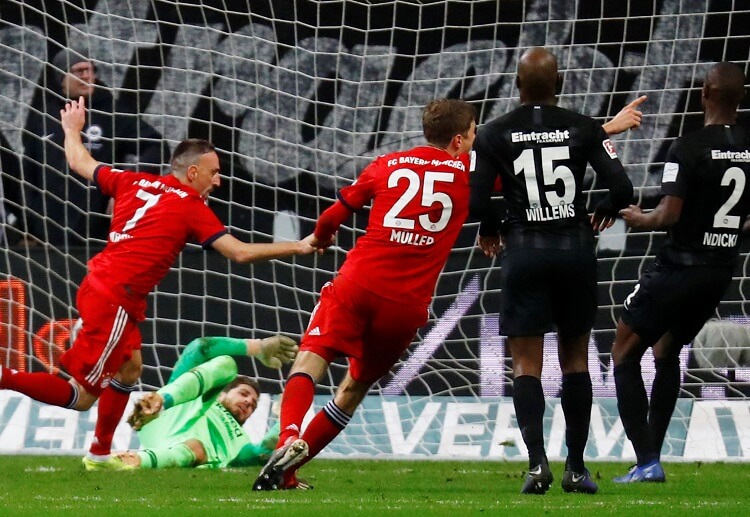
[85,165,227,320]
[320,145,470,306]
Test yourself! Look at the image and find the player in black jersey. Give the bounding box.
[470,47,634,495]
[612,62,750,484]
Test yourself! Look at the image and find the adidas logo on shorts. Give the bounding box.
[309,327,321,336]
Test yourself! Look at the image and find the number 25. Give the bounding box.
[383,169,455,232]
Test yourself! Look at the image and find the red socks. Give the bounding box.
[88,379,133,456]
[0,367,77,408]
[277,373,315,447]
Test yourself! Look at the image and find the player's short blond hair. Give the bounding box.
[422,99,477,148]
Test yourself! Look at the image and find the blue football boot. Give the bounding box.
[613,459,666,483]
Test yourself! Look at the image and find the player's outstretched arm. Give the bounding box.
[171,336,299,382]
[129,355,239,430]
[619,195,683,230]
[228,423,281,467]
[603,95,647,136]
[60,96,101,181]
[247,335,299,369]
[211,233,321,264]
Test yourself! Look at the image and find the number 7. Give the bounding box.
[122,189,161,232]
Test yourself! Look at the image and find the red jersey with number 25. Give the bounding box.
[333,146,470,306]
[86,165,227,320]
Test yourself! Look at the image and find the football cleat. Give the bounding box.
[252,438,309,491]
[82,455,136,471]
[613,460,666,483]
[520,463,553,495]
[561,468,598,494]
[284,474,313,490]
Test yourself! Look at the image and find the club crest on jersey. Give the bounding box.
[602,139,618,159]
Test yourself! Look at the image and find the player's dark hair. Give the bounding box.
[170,139,216,176]
[705,61,746,107]
[222,375,261,396]
[422,99,477,148]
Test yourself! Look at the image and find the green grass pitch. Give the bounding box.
[0,456,747,515]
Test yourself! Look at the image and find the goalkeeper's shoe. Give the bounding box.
[561,468,598,494]
[252,438,309,491]
[613,460,666,483]
[520,462,553,495]
[82,455,136,471]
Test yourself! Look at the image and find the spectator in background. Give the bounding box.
[0,133,22,245]
[19,47,166,246]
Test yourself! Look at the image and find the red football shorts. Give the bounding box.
[60,277,142,396]
[301,275,429,385]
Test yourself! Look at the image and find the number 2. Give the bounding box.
[122,189,161,232]
[713,166,746,229]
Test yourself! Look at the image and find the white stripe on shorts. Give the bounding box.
[85,306,128,386]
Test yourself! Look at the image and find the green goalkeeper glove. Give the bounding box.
[253,335,299,368]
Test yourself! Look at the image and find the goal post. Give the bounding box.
[1,0,749,460]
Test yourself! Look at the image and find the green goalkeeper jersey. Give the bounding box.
[137,337,276,468]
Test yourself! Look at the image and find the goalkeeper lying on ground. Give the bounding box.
[114,335,298,469]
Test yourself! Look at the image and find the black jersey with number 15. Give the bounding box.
[659,124,750,267]
[471,104,632,250]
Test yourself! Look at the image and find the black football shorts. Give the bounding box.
[621,260,733,347]
[498,247,597,338]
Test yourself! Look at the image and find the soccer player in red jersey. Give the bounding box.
[0,97,320,470]
[251,98,477,490]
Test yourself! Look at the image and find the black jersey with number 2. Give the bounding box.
[659,124,750,267]
[470,104,632,250]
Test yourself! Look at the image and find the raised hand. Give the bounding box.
[256,335,299,369]
[59,95,87,135]
[603,95,647,135]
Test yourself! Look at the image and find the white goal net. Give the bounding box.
[1,0,749,461]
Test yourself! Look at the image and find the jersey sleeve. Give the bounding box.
[338,157,381,211]
[93,165,136,197]
[189,202,228,248]
[169,337,248,383]
[660,140,687,199]
[158,355,238,410]
[314,200,353,241]
[314,157,379,240]
[586,121,633,215]
[469,131,504,234]
[227,422,279,467]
